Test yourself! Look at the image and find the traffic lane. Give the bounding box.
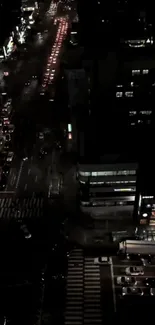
[5,155,24,191]
[16,155,50,194]
[9,27,54,96]
[9,16,58,97]
[111,261,155,316]
[113,265,155,277]
[20,80,38,101]
[100,265,115,316]
[112,256,142,267]
[8,60,38,96]
[112,255,155,266]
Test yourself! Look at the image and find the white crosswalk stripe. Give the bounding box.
[84,257,102,325]
[65,249,84,325]
[65,251,103,325]
[0,197,44,219]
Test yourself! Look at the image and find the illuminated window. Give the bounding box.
[142,69,149,74]
[114,188,134,192]
[125,91,133,97]
[79,171,91,177]
[132,70,140,76]
[79,170,136,177]
[140,110,152,115]
[129,111,137,116]
[116,92,123,98]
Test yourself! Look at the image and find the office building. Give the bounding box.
[77,156,138,220]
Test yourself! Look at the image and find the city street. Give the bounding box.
[64,250,155,321]
[1,0,76,205]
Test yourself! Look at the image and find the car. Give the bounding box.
[22,156,28,161]
[0,174,7,189]
[144,277,155,287]
[125,266,144,276]
[94,256,111,265]
[20,224,31,239]
[2,164,10,175]
[5,133,11,142]
[116,276,137,285]
[48,179,61,198]
[6,152,14,162]
[150,288,155,296]
[3,118,10,126]
[38,132,44,140]
[25,80,30,86]
[122,287,144,296]
[8,124,14,133]
[3,126,9,134]
[0,136,4,146]
[141,257,152,266]
[4,142,10,150]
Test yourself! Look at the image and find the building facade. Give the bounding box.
[77,162,138,219]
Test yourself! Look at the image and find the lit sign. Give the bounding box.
[68,133,72,140]
[68,123,72,132]
[6,37,14,55]
[22,6,35,11]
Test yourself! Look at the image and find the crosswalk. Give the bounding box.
[65,249,102,325]
[0,197,44,219]
[65,249,84,325]
[84,257,102,325]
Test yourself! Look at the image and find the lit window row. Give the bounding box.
[132,69,149,76]
[129,110,152,116]
[116,91,133,98]
[79,170,136,177]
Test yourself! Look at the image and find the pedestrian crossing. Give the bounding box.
[65,250,102,325]
[65,249,84,325]
[0,197,44,219]
[84,257,102,325]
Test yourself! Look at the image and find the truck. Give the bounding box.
[119,240,155,256]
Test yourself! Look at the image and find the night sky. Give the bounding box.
[0,0,21,44]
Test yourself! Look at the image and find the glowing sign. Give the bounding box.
[6,37,14,55]
[68,133,72,140]
[68,124,72,132]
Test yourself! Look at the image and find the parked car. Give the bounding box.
[150,288,155,296]
[94,256,111,265]
[125,266,144,276]
[38,132,44,140]
[6,152,14,162]
[20,224,31,239]
[117,276,137,285]
[144,277,155,287]
[122,287,144,296]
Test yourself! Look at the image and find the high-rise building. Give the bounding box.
[75,0,155,226]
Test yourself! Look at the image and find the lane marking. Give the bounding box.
[115,285,149,289]
[113,264,155,268]
[35,175,38,182]
[110,257,117,313]
[10,174,16,186]
[15,161,24,189]
[24,184,27,191]
[114,274,155,278]
[28,168,31,175]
